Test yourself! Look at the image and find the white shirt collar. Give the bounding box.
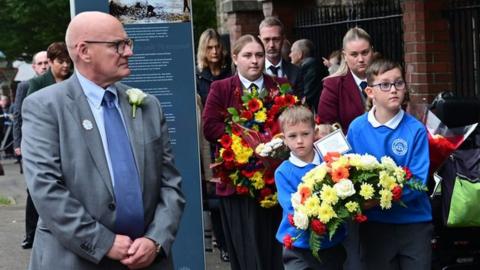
[350,70,367,91]
[265,59,283,77]
[367,106,404,129]
[289,150,322,167]
[75,70,119,109]
[238,73,264,91]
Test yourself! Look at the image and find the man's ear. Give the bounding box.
[77,43,91,63]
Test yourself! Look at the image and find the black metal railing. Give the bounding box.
[294,0,403,65]
[445,0,480,97]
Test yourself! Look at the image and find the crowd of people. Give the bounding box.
[2,10,433,270]
[198,16,431,270]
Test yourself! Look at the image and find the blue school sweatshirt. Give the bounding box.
[275,152,346,249]
[347,109,432,223]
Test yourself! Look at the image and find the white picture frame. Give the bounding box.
[314,129,351,157]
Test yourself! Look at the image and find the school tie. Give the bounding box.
[360,81,368,99]
[249,83,258,93]
[269,65,280,77]
[102,90,144,239]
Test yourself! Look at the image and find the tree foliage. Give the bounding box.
[192,0,217,49]
[0,0,70,62]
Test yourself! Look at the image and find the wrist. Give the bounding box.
[146,237,161,255]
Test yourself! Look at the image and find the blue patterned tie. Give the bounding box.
[102,90,144,239]
[360,81,368,99]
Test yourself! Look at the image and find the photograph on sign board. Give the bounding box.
[109,0,190,24]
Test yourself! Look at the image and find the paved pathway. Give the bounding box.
[0,159,229,270]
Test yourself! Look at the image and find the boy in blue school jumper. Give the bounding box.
[347,58,432,270]
[275,106,346,270]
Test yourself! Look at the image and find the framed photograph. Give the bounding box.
[314,129,351,157]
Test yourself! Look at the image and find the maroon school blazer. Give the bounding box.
[317,70,366,133]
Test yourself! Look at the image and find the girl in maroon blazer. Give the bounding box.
[202,34,286,270]
[317,27,374,134]
[316,27,374,270]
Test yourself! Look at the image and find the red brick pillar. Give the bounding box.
[224,1,264,48]
[403,0,453,103]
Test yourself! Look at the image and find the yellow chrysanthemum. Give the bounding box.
[232,134,242,143]
[345,201,359,213]
[235,151,252,164]
[312,166,328,182]
[348,155,362,168]
[254,108,267,123]
[251,171,265,190]
[359,183,375,200]
[260,193,278,208]
[320,185,339,205]
[394,167,406,183]
[379,171,397,190]
[379,189,393,209]
[318,203,337,224]
[304,196,321,217]
[302,173,316,188]
[331,156,349,170]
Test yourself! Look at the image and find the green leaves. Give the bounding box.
[0,0,70,61]
[406,178,429,192]
[279,83,292,95]
[327,218,343,240]
[309,232,322,261]
[227,108,240,123]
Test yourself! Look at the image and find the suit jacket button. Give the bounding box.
[108,203,115,211]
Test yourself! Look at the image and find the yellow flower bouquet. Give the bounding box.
[285,152,427,259]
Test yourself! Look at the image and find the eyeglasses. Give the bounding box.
[370,80,406,92]
[84,38,134,55]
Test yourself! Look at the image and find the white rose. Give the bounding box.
[293,211,309,230]
[261,145,273,156]
[291,192,302,209]
[255,143,265,155]
[126,88,147,104]
[360,154,379,170]
[333,179,356,199]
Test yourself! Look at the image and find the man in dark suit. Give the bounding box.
[22,11,185,269]
[290,39,327,112]
[258,16,303,98]
[12,50,49,249]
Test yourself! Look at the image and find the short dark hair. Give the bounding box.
[47,42,70,62]
[366,58,404,85]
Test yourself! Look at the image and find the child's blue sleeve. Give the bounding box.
[346,125,356,152]
[401,127,430,202]
[275,165,307,241]
[275,166,297,217]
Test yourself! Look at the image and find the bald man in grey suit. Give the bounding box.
[21,11,185,270]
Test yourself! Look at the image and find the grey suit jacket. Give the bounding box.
[21,74,185,270]
[12,80,29,149]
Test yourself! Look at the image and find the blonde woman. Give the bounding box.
[317,27,374,133]
[196,28,231,106]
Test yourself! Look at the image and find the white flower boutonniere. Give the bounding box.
[126,88,147,118]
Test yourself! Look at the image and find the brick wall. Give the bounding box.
[403,0,453,103]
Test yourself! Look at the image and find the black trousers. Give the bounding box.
[283,244,346,270]
[25,189,39,240]
[220,196,283,270]
[360,222,433,270]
